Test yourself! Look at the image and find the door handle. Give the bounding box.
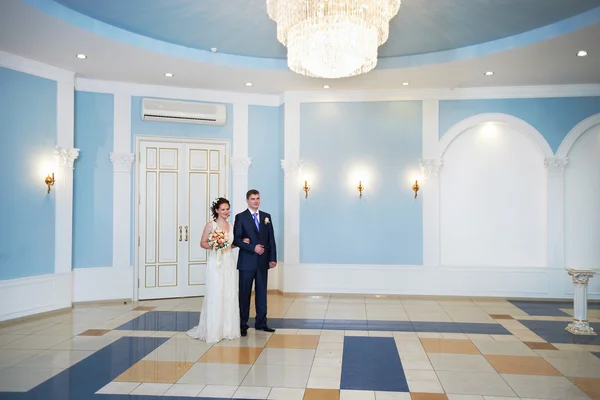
[185,226,189,242]
[179,226,182,241]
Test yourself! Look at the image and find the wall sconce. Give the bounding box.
[412,180,420,198]
[357,180,364,198]
[303,180,310,198]
[45,173,55,193]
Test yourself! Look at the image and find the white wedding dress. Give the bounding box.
[187,221,240,343]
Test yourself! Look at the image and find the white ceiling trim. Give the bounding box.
[0,50,74,84]
[75,78,281,106]
[283,85,600,103]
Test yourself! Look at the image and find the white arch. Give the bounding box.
[556,113,600,158]
[438,113,553,159]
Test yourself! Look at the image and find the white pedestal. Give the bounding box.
[565,268,597,335]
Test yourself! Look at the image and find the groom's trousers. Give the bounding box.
[239,267,269,330]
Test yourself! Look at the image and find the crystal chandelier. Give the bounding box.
[266,0,401,79]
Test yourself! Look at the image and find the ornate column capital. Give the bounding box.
[231,157,253,175]
[54,146,79,168]
[420,159,443,178]
[110,152,135,173]
[281,159,303,179]
[567,268,596,285]
[544,157,568,175]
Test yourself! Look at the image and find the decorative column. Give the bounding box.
[54,146,79,276]
[281,100,301,292]
[110,152,135,268]
[281,158,303,285]
[420,158,443,266]
[232,104,250,214]
[565,268,597,335]
[231,157,253,215]
[421,99,442,267]
[111,93,133,269]
[545,157,568,270]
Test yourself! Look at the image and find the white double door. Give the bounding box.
[136,138,229,300]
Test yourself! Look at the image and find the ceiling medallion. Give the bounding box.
[266,0,401,79]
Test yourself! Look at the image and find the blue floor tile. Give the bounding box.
[410,322,461,333]
[367,321,414,331]
[456,322,511,335]
[323,320,369,331]
[0,337,167,400]
[518,320,600,344]
[509,300,600,317]
[341,336,408,392]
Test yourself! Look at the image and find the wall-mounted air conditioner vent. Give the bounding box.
[142,98,227,126]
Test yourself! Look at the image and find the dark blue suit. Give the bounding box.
[233,209,277,330]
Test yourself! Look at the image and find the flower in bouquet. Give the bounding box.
[208,229,230,251]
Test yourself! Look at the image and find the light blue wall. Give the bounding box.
[439,97,600,152]
[130,97,234,264]
[300,101,423,265]
[73,91,114,269]
[0,67,57,280]
[248,105,284,262]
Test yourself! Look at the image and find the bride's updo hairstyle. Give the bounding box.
[211,197,230,220]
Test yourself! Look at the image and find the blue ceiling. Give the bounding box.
[51,0,600,59]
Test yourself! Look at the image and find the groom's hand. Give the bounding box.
[269,262,277,269]
[254,244,265,255]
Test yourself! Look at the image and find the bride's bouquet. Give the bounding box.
[208,229,230,251]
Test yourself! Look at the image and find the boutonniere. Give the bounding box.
[264,217,270,224]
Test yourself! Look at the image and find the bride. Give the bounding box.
[187,197,241,343]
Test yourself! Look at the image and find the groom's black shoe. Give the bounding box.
[257,326,275,333]
[241,328,248,337]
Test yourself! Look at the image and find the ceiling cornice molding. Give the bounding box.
[283,84,600,103]
[0,50,75,84]
[75,78,281,106]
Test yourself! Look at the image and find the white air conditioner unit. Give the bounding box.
[142,98,227,126]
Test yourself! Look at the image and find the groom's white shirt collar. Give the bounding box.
[247,208,259,215]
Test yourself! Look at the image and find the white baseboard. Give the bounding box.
[0,273,72,322]
[281,264,600,300]
[73,266,134,303]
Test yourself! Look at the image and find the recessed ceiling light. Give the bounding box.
[164,73,174,77]
[484,71,494,76]
[323,85,330,89]
[577,50,588,57]
[402,82,409,86]
[76,54,87,59]
[245,82,253,87]
[211,47,218,53]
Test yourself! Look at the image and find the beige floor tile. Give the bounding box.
[114,360,194,383]
[544,352,600,378]
[340,390,375,399]
[303,388,340,399]
[420,339,480,355]
[243,364,311,388]
[501,374,591,399]
[472,341,537,357]
[178,363,251,385]
[233,385,272,399]
[198,385,238,398]
[484,354,562,376]
[163,383,205,397]
[568,377,600,400]
[130,382,172,396]
[437,371,517,397]
[198,346,263,364]
[428,353,495,372]
[96,381,140,394]
[266,334,319,349]
[267,387,305,400]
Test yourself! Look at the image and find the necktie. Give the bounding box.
[253,213,260,231]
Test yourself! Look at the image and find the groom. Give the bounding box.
[233,189,277,336]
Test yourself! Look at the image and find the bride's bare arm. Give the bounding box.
[200,223,213,250]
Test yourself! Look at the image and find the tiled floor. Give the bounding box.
[0,295,599,399]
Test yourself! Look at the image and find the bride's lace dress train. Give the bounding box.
[187,221,240,343]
